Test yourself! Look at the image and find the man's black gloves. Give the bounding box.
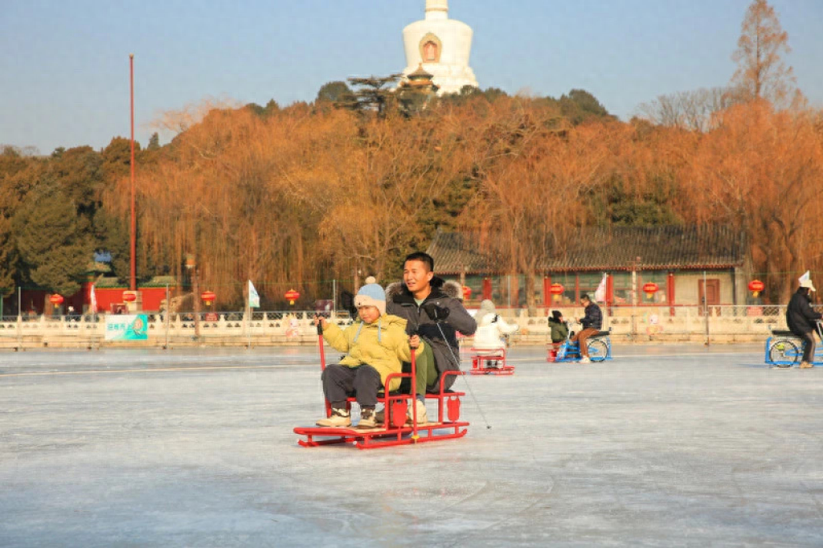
[340,291,358,318]
[422,302,450,322]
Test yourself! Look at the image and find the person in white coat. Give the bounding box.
[472,300,519,367]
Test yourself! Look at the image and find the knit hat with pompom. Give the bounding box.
[354,276,386,316]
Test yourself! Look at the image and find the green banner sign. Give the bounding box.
[105,314,149,341]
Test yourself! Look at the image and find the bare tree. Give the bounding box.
[730,0,796,107]
[638,87,736,132]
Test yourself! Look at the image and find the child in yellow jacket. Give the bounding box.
[315,277,422,428]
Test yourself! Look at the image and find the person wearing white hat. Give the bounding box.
[473,299,519,367]
[786,272,821,368]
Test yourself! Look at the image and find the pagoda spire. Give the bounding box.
[426,0,448,20]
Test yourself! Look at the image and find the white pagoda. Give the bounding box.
[402,0,479,95]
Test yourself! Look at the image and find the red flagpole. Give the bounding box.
[129,53,136,291]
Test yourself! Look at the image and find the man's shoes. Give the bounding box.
[374,407,385,423]
[316,408,351,428]
[406,399,428,425]
[486,360,500,368]
[357,408,377,429]
[579,357,591,364]
[800,361,814,369]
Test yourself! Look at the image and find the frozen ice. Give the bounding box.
[1,344,822,546]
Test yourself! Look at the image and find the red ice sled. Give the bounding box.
[469,347,514,376]
[294,323,469,450]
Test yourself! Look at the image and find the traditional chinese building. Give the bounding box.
[426,226,752,309]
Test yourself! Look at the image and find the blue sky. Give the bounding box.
[2,0,822,155]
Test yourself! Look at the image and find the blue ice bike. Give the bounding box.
[548,322,612,363]
[765,321,823,368]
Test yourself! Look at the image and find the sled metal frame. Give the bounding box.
[469,347,514,375]
[294,329,468,449]
[295,371,468,449]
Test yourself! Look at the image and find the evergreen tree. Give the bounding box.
[0,147,36,296]
[482,87,508,103]
[14,182,92,295]
[316,81,353,103]
[344,75,403,118]
[245,99,280,119]
[147,132,161,151]
[93,208,130,280]
[558,89,613,125]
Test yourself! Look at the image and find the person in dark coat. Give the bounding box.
[548,310,569,343]
[786,277,821,368]
[548,310,570,362]
[572,294,602,363]
[386,252,477,424]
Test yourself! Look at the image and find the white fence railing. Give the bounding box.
[513,305,794,344]
[0,305,800,349]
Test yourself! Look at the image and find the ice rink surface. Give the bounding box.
[1,344,822,547]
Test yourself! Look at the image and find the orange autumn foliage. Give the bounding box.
[100,95,823,307]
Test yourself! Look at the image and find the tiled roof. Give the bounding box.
[94,276,180,288]
[427,226,747,274]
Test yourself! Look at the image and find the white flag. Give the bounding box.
[594,273,607,303]
[248,280,260,309]
[90,284,98,314]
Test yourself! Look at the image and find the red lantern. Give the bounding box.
[123,291,137,303]
[462,286,472,299]
[49,294,64,305]
[549,283,564,302]
[201,291,216,306]
[284,289,300,306]
[748,280,764,298]
[643,282,659,299]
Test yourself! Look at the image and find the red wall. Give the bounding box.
[87,285,168,312]
[13,285,168,314]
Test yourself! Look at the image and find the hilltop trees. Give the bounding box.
[1,90,821,307]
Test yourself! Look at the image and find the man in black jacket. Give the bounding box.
[386,252,477,423]
[786,277,821,369]
[573,294,603,364]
